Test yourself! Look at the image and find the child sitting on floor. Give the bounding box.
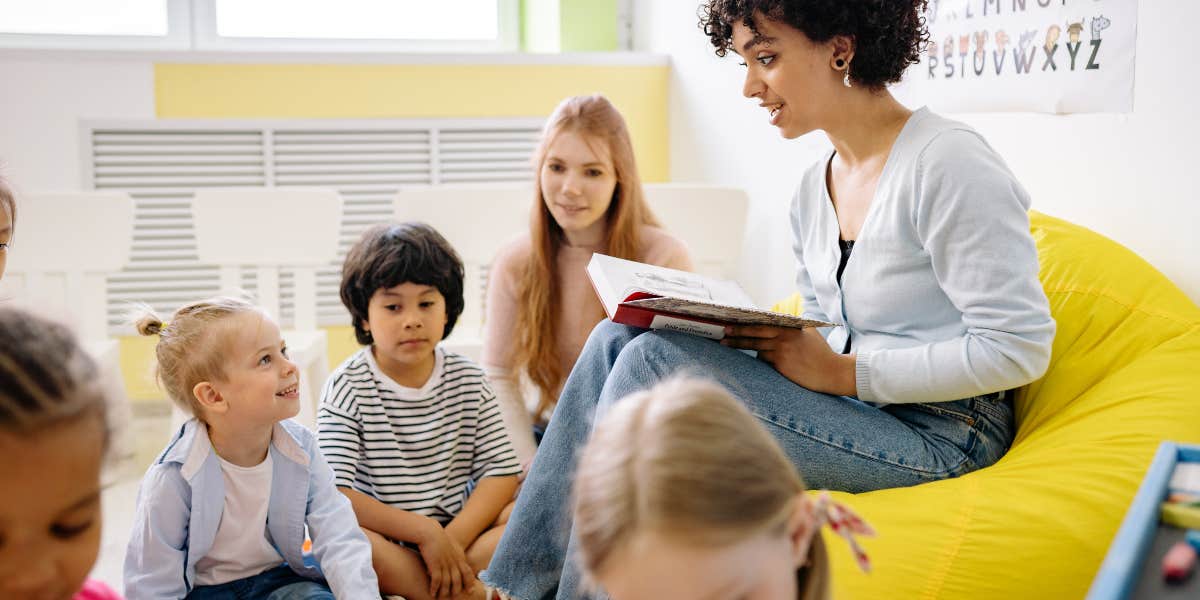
[0,307,123,599]
[124,296,377,599]
[319,222,520,600]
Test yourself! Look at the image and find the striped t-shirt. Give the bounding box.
[317,346,521,525]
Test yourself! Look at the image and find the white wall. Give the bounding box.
[634,1,1200,306]
[0,54,155,191]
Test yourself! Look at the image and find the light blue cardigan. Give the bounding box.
[123,419,379,599]
[792,107,1055,404]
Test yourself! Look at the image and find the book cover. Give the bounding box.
[586,253,835,340]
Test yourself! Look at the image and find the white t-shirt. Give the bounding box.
[193,451,283,586]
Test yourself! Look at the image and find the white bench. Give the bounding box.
[192,187,343,429]
[0,191,136,465]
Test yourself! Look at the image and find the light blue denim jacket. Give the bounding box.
[123,419,379,599]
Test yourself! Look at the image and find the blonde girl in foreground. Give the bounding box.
[572,378,876,600]
[123,297,377,599]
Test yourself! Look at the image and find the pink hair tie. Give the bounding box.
[812,491,877,573]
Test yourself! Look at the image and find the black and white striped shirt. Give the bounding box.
[317,346,521,525]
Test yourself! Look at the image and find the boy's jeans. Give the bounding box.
[185,565,333,600]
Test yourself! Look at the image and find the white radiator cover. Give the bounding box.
[84,118,544,332]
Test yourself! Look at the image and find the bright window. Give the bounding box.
[195,0,518,52]
[0,0,518,52]
[0,0,168,36]
[0,0,187,49]
[213,0,499,41]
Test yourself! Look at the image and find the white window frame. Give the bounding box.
[190,0,520,53]
[0,0,519,53]
[0,0,191,50]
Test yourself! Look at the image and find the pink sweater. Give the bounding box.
[482,225,693,462]
[74,579,123,600]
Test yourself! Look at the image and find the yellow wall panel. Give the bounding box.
[120,335,162,401]
[154,63,669,181]
[326,325,362,373]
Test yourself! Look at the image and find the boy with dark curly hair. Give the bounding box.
[318,222,520,600]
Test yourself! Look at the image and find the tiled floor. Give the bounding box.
[92,401,174,594]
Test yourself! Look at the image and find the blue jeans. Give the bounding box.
[481,321,1014,600]
[185,565,333,600]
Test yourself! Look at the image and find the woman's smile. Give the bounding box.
[768,103,786,126]
[557,203,590,215]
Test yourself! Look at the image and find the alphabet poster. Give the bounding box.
[907,0,1137,113]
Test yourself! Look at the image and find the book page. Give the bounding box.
[631,270,713,303]
[589,253,755,307]
[586,256,621,318]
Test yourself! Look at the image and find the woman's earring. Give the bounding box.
[835,58,852,88]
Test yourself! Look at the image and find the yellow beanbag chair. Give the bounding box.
[773,211,1200,599]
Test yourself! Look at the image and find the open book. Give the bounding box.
[586,253,836,340]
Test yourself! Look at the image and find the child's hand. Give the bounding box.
[417,521,475,598]
[449,577,488,600]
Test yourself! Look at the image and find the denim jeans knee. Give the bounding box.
[266,581,334,600]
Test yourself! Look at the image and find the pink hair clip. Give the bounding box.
[812,491,877,573]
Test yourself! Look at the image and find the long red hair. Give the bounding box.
[514,94,659,418]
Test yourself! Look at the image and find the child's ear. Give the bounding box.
[787,493,818,568]
[193,381,229,415]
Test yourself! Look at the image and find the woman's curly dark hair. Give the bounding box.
[699,0,929,89]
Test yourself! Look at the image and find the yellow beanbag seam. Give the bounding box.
[918,475,980,600]
[1042,286,1200,327]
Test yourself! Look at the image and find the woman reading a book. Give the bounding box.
[482,94,693,465]
[482,2,1055,598]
